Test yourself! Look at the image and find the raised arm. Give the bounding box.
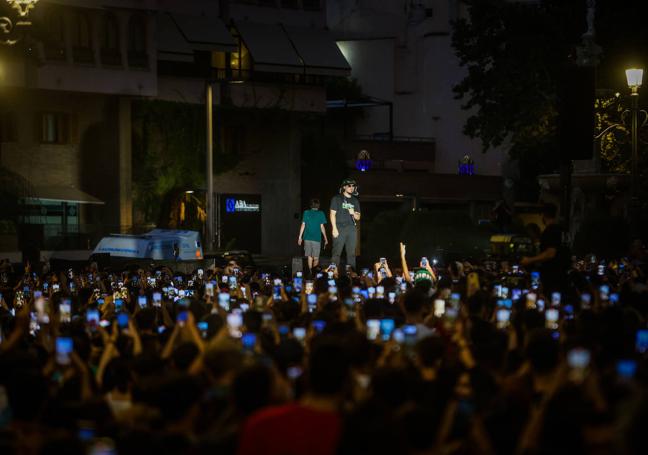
[400,242,411,283]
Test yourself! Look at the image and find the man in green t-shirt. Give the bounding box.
[298,198,328,274]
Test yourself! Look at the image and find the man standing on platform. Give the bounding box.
[298,198,328,275]
[330,178,361,270]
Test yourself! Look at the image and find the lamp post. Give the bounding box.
[626,68,643,239]
[205,83,214,252]
[626,68,643,200]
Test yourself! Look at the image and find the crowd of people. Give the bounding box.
[0,237,647,455]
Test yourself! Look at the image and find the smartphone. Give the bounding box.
[205,282,214,297]
[176,311,188,327]
[636,329,648,353]
[581,293,592,309]
[287,366,303,380]
[368,287,376,299]
[366,319,380,341]
[388,291,396,304]
[59,301,72,323]
[421,257,428,267]
[610,293,619,305]
[114,299,123,311]
[34,290,42,299]
[117,312,129,329]
[597,264,605,276]
[227,312,243,338]
[380,319,395,341]
[293,327,306,342]
[497,299,513,309]
[545,308,559,330]
[531,271,540,289]
[599,285,610,301]
[403,324,418,345]
[138,296,147,308]
[55,337,73,365]
[53,283,60,292]
[197,268,204,278]
[400,282,407,292]
[567,348,590,382]
[312,320,326,334]
[393,328,405,344]
[242,332,256,351]
[152,292,162,307]
[293,276,303,291]
[307,293,317,312]
[218,293,230,311]
[305,280,314,294]
[496,308,510,329]
[376,286,385,298]
[228,276,238,289]
[86,309,100,327]
[434,299,445,317]
[617,359,637,381]
[328,286,338,300]
[526,292,537,309]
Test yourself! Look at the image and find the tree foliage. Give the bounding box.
[452,0,586,160]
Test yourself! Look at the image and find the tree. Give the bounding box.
[451,0,648,200]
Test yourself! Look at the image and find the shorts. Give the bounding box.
[304,240,321,257]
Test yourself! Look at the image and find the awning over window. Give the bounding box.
[157,12,194,62]
[234,21,304,74]
[157,12,236,62]
[171,13,236,52]
[283,26,351,76]
[24,186,104,205]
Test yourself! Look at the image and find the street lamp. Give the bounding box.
[626,67,644,239]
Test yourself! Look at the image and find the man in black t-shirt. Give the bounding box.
[521,203,570,294]
[330,178,361,269]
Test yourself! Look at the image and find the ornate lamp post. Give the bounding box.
[625,68,644,240]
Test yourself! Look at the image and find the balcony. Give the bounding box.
[345,135,436,172]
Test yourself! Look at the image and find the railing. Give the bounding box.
[354,134,436,143]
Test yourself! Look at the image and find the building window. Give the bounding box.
[0,112,17,143]
[101,13,121,66]
[72,11,94,64]
[302,0,321,10]
[39,112,70,145]
[128,15,148,68]
[280,0,299,8]
[44,11,66,61]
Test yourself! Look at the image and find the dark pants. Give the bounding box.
[332,224,357,269]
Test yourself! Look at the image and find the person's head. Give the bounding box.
[401,288,427,319]
[310,198,320,209]
[542,203,558,226]
[525,328,559,375]
[307,337,351,398]
[340,178,357,197]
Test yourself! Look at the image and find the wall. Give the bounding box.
[0,89,124,230]
[211,111,303,257]
[329,0,505,176]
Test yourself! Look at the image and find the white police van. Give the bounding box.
[92,229,203,261]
